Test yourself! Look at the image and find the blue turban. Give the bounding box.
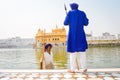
[70,3,79,10]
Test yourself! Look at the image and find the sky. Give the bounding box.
[0,0,120,39]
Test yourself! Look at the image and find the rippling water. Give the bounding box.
[0,48,38,69]
[0,46,120,69]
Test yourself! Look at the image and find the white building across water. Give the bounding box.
[0,32,119,48]
[0,37,35,48]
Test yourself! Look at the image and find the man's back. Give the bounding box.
[64,3,89,52]
[64,9,88,28]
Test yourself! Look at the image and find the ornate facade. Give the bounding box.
[35,26,66,45]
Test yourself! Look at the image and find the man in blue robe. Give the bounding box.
[64,3,89,73]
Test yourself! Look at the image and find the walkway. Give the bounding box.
[0,68,120,80]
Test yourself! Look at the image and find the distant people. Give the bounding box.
[44,43,54,69]
[64,3,89,73]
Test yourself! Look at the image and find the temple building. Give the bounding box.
[35,26,66,47]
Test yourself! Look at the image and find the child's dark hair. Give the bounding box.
[44,43,52,51]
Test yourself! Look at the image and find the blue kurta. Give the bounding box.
[64,9,89,52]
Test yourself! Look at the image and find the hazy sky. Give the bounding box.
[0,0,120,39]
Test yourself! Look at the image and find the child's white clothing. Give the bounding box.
[44,51,54,69]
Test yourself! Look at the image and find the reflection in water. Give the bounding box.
[52,47,68,69]
[0,46,120,69]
